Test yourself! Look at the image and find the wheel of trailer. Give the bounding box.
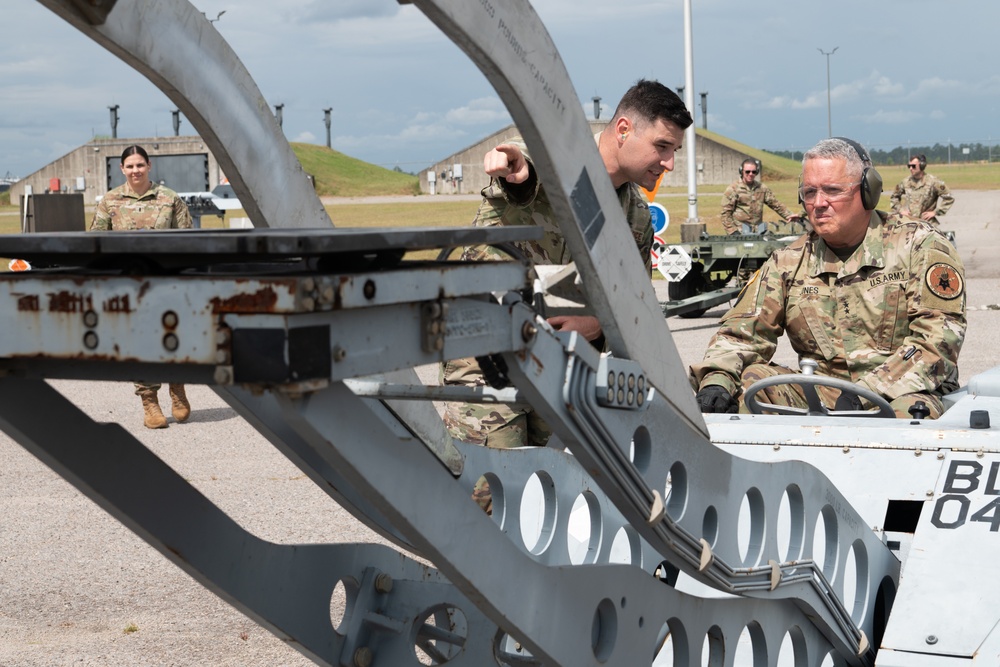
[667,269,709,319]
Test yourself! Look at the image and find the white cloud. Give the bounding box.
[4,0,1000,176]
[857,109,922,125]
[789,93,825,110]
[444,97,511,126]
[297,0,400,23]
[870,73,905,97]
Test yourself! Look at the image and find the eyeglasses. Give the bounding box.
[743,169,758,175]
[908,163,920,169]
[798,182,860,204]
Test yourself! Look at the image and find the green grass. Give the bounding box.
[1,149,996,248]
[653,160,1000,243]
[693,129,803,181]
[289,142,419,197]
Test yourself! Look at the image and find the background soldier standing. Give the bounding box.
[90,145,194,429]
[890,153,955,225]
[720,157,802,235]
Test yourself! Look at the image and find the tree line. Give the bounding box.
[768,142,999,165]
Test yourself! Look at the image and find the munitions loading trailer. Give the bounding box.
[3,2,1000,665]
[658,228,805,319]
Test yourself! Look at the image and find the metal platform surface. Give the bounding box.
[0,226,542,270]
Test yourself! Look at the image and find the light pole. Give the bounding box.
[818,46,838,137]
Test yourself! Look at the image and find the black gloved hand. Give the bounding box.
[696,385,737,413]
[834,392,864,412]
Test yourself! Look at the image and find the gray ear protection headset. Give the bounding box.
[833,137,882,210]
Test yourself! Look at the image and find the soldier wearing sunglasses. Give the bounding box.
[692,138,965,419]
[720,157,802,235]
[889,154,954,225]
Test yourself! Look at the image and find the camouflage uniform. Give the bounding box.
[91,182,193,231]
[720,179,799,235]
[443,138,652,509]
[90,182,193,394]
[889,173,954,225]
[691,210,966,419]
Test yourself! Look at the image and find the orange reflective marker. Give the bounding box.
[640,171,666,202]
[8,259,31,272]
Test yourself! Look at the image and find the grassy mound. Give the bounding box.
[290,143,420,197]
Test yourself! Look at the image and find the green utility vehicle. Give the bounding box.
[657,225,805,318]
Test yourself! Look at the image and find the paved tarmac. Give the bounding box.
[0,192,996,665]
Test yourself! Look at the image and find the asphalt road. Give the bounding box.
[0,192,996,666]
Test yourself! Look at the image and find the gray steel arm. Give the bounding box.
[410,0,705,436]
[36,0,330,230]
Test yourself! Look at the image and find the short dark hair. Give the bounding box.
[612,79,693,131]
[120,144,150,165]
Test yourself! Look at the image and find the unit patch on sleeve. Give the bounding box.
[925,263,964,300]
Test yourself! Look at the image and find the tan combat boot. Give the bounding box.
[139,390,168,429]
[169,384,191,423]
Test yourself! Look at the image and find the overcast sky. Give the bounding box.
[3,1,998,178]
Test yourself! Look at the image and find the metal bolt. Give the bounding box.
[926,490,935,497]
[627,390,634,405]
[842,446,850,453]
[319,284,335,303]
[363,280,376,300]
[914,449,922,457]
[374,573,393,594]
[301,296,316,311]
[333,346,346,362]
[83,331,99,350]
[162,311,179,328]
[215,329,231,346]
[83,310,98,328]
[521,322,537,342]
[302,277,316,292]
[937,452,945,459]
[215,349,230,364]
[163,333,179,352]
[628,374,635,389]
[213,366,232,385]
[926,635,938,645]
[353,646,373,667]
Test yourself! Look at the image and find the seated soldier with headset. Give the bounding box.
[720,157,802,235]
[691,137,965,419]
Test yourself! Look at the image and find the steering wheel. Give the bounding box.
[743,373,895,418]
